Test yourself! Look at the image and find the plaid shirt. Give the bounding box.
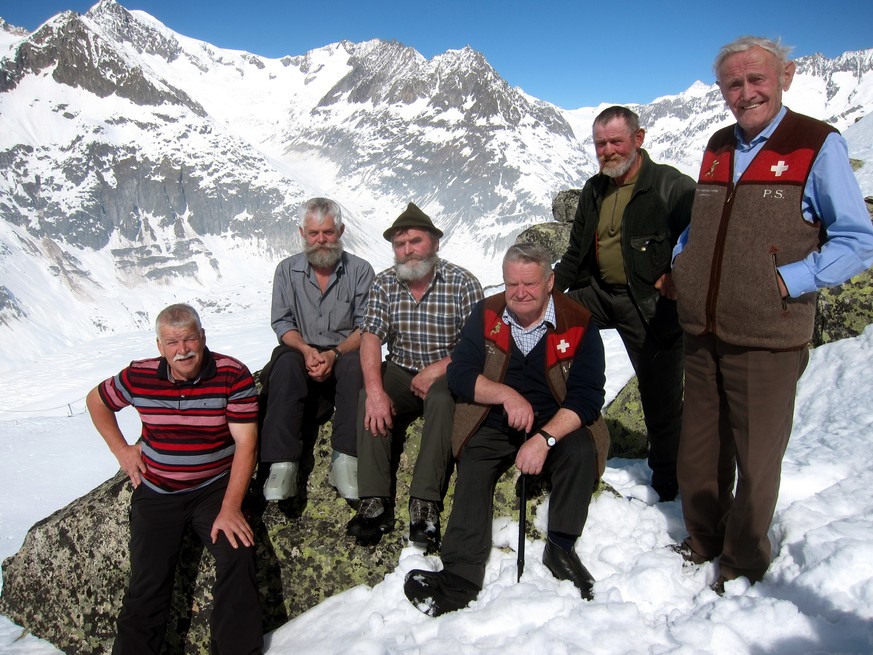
[363,259,483,372]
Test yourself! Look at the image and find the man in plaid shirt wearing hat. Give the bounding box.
[347,202,483,547]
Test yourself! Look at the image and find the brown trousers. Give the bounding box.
[678,332,809,582]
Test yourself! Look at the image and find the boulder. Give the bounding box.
[602,377,648,460]
[811,197,873,346]
[515,189,580,261]
[0,418,542,654]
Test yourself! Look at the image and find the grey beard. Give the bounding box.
[601,148,638,179]
[395,255,438,282]
[306,241,343,269]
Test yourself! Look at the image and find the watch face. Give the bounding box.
[547,436,557,447]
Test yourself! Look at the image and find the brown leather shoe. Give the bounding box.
[668,539,711,566]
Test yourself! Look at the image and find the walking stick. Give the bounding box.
[517,431,529,583]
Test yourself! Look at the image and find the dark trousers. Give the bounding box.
[569,280,683,493]
[261,349,362,462]
[678,332,808,582]
[440,425,596,588]
[113,477,263,655]
[356,361,455,502]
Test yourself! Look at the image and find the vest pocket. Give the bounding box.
[772,254,788,312]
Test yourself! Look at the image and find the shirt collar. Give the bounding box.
[157,347,216,385]
[734,105,787,149]
[502,296,556,332]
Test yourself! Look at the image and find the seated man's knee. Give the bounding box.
[270,351,308,385]
[423,376,453,410]
[559,428,594,465]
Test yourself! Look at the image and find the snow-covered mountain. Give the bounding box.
[1,0,871,367]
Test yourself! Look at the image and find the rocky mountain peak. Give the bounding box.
[86,0,182,62]
[0,7,203,115]
[0,18,28,38]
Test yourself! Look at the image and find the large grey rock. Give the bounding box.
[812,197,873,346]
[0,418,539,654]
[515,188,581,261]
[602,377,648,460]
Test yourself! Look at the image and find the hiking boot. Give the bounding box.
[263,461,298,501]
[346,497,394,544]
[404,569,480,617]
[408,497,440,547]
[328,451,359,501]
[668,539,710,566]
[543,540,595,600]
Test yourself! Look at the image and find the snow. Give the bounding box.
[2,309,873,653]
[846,112,873,196]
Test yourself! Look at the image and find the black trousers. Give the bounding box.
[261,349,362,462]
[440,424,595,588]
[113,477,263,655]
[569,280,683,494]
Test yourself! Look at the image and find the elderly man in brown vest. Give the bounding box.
[404,243,608,616]
[670,36,873,593]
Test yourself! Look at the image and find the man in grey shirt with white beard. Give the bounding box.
[261,197,374,503]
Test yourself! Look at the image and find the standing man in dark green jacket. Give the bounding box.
[554,105,696,501]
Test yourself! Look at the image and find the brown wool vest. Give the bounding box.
[673,110,834,349]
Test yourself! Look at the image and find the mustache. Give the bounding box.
[173,352,197,362]
[396,252,430,264]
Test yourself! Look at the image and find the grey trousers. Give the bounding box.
[356,361,455,503]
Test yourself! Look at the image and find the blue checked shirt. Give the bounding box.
[502,297,557,355]
[362,259,483,372]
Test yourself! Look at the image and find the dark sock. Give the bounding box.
[547,530,576,552]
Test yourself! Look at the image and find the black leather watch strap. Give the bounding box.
[538,429,557,447]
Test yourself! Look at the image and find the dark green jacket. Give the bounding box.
[554,150,696,338]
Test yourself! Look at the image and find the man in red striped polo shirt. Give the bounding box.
[86,303,262,654]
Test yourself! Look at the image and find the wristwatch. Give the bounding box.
[329,346,342,361]
[538,430,557,448]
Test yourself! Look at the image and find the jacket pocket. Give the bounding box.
[629,233,670,285]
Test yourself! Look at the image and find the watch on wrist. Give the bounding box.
[329,346,342,361]
[539,429,557,448]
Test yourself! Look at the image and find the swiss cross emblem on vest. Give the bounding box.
[546,328,584,368]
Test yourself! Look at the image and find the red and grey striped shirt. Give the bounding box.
[98,349,258,494]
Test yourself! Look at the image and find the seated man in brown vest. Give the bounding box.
[404,243,608,616]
